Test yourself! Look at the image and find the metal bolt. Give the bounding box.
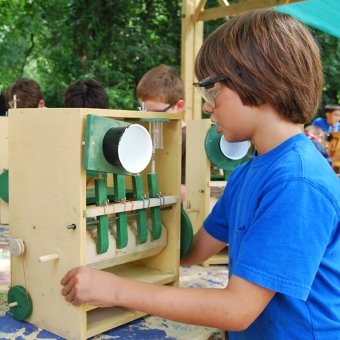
[67,224,76,229]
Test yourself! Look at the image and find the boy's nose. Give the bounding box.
[202,102,214,115]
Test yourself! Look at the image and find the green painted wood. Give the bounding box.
[125,118,170,123]
[147,173,162,240]
[8,285,33,321]
[86,187,133,205]
[0,169,9,203]
[114,174,128,249]
[94,178,109,254]
[132,175,148,244]
[83,114,130,174]
[180,208,193,260]
[205,125,254,180]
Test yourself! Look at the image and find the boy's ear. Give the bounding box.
[38,99,45,108]
[174,99,185,114]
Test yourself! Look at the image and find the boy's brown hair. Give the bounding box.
[64,79,109,109]
[5,78,43,109]
[324,104,340,115]
[194,9,323,124]
[136,64,185,105]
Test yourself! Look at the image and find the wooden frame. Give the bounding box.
[9,108,181,339]
[184,119,228,267]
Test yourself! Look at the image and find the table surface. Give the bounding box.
[0,224,228,339]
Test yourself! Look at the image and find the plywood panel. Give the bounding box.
[8,108,181,339]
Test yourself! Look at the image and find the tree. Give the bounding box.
[0,0,339,115]
[0,0,182,109]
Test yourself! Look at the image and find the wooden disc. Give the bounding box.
[8,285,33,320]
[180,208,193,260]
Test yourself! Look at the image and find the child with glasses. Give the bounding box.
[61,9,340,339]
[137,64,186,203]
[312,104,340,132]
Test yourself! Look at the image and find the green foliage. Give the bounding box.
[0,0,182,108]
[0,0,340,117]
[314,29,340,118]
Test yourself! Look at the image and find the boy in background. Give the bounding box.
[304,125,332,165]
[312,103,340,132]
[63,79,109,109]
[136,65,186,203]
[5,78,45,109]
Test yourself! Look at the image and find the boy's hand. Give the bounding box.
[60,266,117,307]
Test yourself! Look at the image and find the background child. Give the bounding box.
[5,78,45,109]
[304,125,332,165]
[312,103,340,131]
[136,64,186,203]
[63,78,109,109]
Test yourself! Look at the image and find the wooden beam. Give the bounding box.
[216,0,230,6]
[194,0,305,22]
[192,0,208,23]
[181,0,204,121]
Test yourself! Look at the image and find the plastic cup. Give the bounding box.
[219,136,250,160]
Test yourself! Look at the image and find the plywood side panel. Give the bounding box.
[9,108,87,339]
[185,119,211,233]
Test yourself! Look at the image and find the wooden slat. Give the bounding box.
[195,0,306,22]
[192,0,208,23]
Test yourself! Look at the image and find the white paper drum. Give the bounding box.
[102,124,153,173]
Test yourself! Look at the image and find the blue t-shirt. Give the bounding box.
[312,117,340,132]
[203,134,340,339]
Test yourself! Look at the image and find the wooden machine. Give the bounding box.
[7,108,182,339]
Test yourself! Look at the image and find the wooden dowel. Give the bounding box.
[38,253,60,262]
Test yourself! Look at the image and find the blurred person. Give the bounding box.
[304,125,332,165]
[312,104,340,132]
[5,78,45,109]
[63,79,109,109]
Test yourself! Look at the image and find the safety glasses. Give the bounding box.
[193,75,227,108]
[160,103,173,112]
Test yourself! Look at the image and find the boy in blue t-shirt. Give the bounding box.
[60,9,340,339]
[312,104,340,132]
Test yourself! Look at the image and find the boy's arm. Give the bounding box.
[61,267,275,331]
[180,226,227,266]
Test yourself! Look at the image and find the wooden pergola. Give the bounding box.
[180,0,305,121]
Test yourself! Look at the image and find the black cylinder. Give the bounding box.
[102,126,126,167]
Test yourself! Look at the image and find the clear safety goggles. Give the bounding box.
[193,75,227,108]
